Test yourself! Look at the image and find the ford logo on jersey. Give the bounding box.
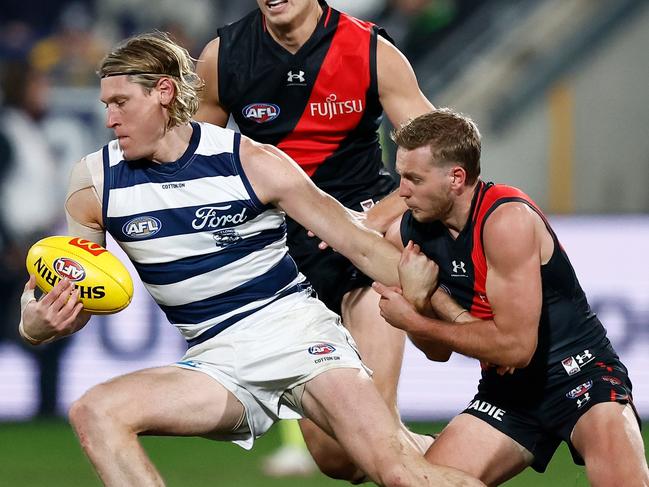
[122,216,162,239]
[242,103,280,123]
[308,343,336,355]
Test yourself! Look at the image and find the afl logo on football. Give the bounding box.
[53,257,86,282]
[308,343,336,355]
[123,216,162,239]
[242,103,280,123]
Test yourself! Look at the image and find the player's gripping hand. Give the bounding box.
[373,282,419,332]
[398,241,439,310]
[19,275,88,345]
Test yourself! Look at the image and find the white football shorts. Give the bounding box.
[173,289,371,449]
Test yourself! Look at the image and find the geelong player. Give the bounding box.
[195,0,434,478]
[17,34,482,487]
[373,109,649,485]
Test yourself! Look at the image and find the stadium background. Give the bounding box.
[1,0,648,485]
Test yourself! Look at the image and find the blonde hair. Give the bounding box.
[392,108,482,185]
[98,32,204,129]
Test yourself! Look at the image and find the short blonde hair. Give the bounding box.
[99,32,204,129]
[392,108,482,184]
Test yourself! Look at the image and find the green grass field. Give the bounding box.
[1,419,646,486]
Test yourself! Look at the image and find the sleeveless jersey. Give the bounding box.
[217,1,386,195]
[401,181,609,368]
[98,122,305,347]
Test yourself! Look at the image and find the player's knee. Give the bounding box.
[69,385,121,437]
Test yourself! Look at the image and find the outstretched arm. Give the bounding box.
[240,137,401,287]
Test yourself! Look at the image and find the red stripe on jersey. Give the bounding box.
[611,389,616,402]
[470,183,547,319]
[324,5,332,27]
[277,14,372,176]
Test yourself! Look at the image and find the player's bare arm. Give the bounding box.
[376,36,433,130]
[377,202,546,368]
[240,136,401,287]
[361,37,435,233]
[19,158,103,345]
[195,38,230,127]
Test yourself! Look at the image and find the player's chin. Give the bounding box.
[411,209,436,223]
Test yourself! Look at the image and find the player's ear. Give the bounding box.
[450,166,466,189]
[156,77,176,106]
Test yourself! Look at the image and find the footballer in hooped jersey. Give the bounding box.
[18,32,482,487]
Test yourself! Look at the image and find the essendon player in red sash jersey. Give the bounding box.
[374,109,649,484]
[196,0,435,481]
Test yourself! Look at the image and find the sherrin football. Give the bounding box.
[26,236,134,314]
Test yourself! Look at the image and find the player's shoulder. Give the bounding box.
[217,8,262,40]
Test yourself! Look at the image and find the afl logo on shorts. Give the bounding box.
[53,257,86,282]
[308,343,336,355]
[565,380,593,399]
[242,103,280,123]
[122,216,162,239]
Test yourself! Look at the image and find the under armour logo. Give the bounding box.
[577,393,590,409]
[575,350,593,365]
[452,260,466,274]
[287,70,305,83]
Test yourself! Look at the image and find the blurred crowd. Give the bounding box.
[0,0,479,417]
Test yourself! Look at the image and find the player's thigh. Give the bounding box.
[571,402,648,482]
[300,367,403,467]
[341,286,405,402]
[426,413,532,485]
[73,365,245,436]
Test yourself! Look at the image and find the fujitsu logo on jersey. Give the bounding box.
[309,94,363,119]
[192,205,248,230]
[242,103,280,123]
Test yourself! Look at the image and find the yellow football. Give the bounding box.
[26,236,134,314]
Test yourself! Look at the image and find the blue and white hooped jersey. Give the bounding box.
[100,122,307,347]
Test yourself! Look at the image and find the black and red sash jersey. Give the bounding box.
[217,1,387,195]
[400,181,609,369]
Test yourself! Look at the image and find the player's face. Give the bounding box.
[396,145,454,223]
[100,76,166,160]
[257,0,318,28]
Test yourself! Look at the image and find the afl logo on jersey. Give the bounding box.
[242,103,280,123]
[122,216,162,239]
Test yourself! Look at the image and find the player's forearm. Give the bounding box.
[408,333,453,362]
[407,315,533,367]
[346,230,400,287]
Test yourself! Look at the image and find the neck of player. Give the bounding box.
[265,3,322,54]
[150,123,194,164]
[444,182,479,238]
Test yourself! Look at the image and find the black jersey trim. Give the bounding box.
[369,26,379,97]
